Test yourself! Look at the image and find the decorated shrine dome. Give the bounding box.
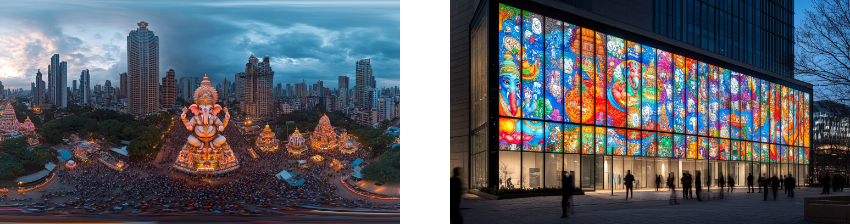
[287,128,307,155]
[310,114,338,151]
[20,116,35,134]
[0,102,21,132]
[256,125,279,152]
[338,131,357,154]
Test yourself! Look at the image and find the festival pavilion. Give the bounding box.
[287,128,307,155]
[310,114,338,151]
[256,125,279,152]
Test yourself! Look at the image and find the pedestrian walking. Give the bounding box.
[561,171,574,218]
[763,176,771,201]
[668,172,678,205]
[451,167,463,224]
[786,174,796,197]
[718,172,725,199]
[695,171,702,201]
[624,170,634,200]
[822,175,831,194]
[655,174,661,191]
[728,174,735,193]
[747,173,754,193]
[771,175,780,200]
[757,174,763,193]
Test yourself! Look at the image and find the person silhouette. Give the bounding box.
[728,174,735,193]
[747,173,754,193]
[668,172,678,205]
[757,173,764,193]
[718,172,725,199]
[561,171,574,218]
[655,174,661,191]
[786,174,796,197]
[763,175,770,201]
[822,175,831,194]
[695,171,702,201]
[624,170,635,200]
[771,174,780,200]
[451,167,463,224]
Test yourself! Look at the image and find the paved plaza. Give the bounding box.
[459,187,832,223]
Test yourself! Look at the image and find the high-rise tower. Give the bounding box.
[355,59,373,108]
[242,54,274,118]
[127,21,160,115]
[161,69,176,108]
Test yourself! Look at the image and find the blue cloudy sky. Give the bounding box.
[0,0,399,90]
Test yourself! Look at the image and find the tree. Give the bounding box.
[361,149,400,185]
[0,153,24,179]
[796,0,850,101]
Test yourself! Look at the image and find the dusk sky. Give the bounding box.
[0,0,400,90]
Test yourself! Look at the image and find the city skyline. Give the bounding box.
[0,1,400,91]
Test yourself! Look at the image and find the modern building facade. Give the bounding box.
[161,69,176,108]
[234,72,246,101]
[79,69,90,106]
[454,0,813,193]
[355,59,373,108]
[338,76,349,106]
[47,54,68,107]
[811,100,850,176]
[242,54,274,118]
[127,21,160,115]
[119,72,127,99]
[34,70,43,105]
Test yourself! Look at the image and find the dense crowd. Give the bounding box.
[4,113,398,215]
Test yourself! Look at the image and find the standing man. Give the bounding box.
[451,167,463,224]
[718,172,725,199]
[771,175,780,200]
[562,171,574,218]
[695,171,703,201]
[757,174,764,193]
[786,174,796,197]
[624,170,635,200]
[763,175,771,201]
[728,174,735,193]
[747,173,754,193]
[822,175,831,194]
[668,172,678,205]
[655,174,661,191]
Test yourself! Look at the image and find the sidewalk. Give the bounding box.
[459,187,828,223]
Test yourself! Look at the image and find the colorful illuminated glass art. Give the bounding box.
[762,143,769,163]
[642,131,656,157]
[730,72,741,139]
[672,55,687,134]
[673,134,685,158]
[498,4,522,118]
[522,11,544,120]
[770,144,778,163]
[760,80,770,142]
[627,130,641,156]
[595,126,606,154]
[626,41,642,129]
[730,140,739,161]
[719,139,729,160]
[686,58,698,135]
[687,135,698,159]
[545,122,563,152]
[750,76,760,142]
[544,17,564,122]
[697,62,709,136]
[641,45,657,130]
[719,68,731,138]
[708,138,719,160]
[563,23,581,123]
[608,128,627,155]
[564,124,580,153]
[658,133,672,157]
[752,142,760,162]
[698,137,707,159]
[606,35,627,128]
[657,50,673,133]
[740,75,753,141]
[581,28,595,124]
[581,125,594,154]
[595,32,607,125]
[709,65,719,137]
[522,120,544,151]
[499,117,521,151]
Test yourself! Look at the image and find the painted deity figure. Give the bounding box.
[174,74,239,174]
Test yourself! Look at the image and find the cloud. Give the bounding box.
[0,0,399,92]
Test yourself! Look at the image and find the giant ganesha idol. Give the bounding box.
[173,74,240,174]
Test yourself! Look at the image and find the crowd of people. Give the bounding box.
[0,112,399,215]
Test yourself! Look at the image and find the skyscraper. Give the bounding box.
[104,80,113,106]
[316,80,324,98]
[127,21,160,115]
[161,69,176,108]
[222,78,230,101]
[72,80,77,99]
[355,59,373,108]
[34,70,43,105]
[80,69,90,106]
[119,72,127,98]
[242,54,274,118]
[338,76,349,106]
[47,54,67,107]
[234,72,246,101]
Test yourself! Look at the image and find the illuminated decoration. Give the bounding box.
[563,124,580,153]
[255,125,279,152]
[498,4,522,118]
[522,11,544,120]
[338,131,357,154]
[545,122,563,153]
[27,135,39,147]
[606,35,627,128]
[563,23,581,123]
[580,28,595,124]
[311,114,339,151]
[0,102,21,132]
[32,106,41,114]
[311,155,324,162]
[641,45,657,130]
[174,74,239,175]
[74,140,99,154]
[287,128,308,155]
[20,117,35,135]
[492,4,811,166]
[66,160,76,168]
[544,17,564,121]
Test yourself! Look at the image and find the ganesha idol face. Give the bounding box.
[500,73,520,114]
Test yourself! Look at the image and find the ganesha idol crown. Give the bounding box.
[193,74,218,105]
